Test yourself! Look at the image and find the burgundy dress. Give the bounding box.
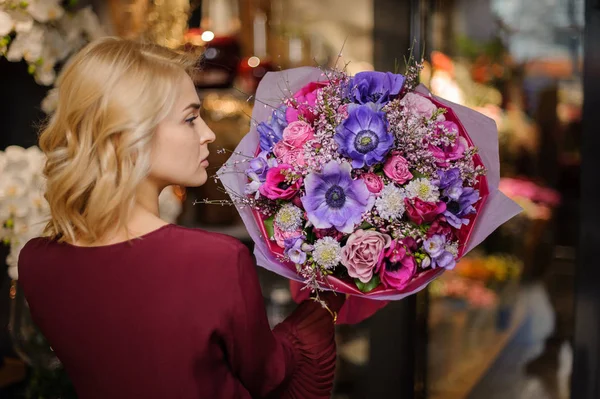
[18,224,341,399]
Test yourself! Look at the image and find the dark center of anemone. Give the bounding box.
[325,185,347,209]
[385,259,401,272]
[368,92,383,102]
[447,201,460,214]
[354,130,379,154]
[278,181,291,190]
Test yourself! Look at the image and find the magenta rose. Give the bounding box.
[282,120,315,148]
[428,122,468,167]
[341,229,392,283]
[383,152,413,184]
[375,240,416,290]
[259,165,302,200]
[313,227,344,241]
[400,92,440,120]
[404,197,446,225]
[361,173,384,194]
[286,81,328,123]
[427,217,453,238]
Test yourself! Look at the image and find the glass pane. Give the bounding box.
[423,1,583,398]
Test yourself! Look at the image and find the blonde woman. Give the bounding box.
[18,38,344,399]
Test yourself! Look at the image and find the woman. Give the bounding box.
[18,38,344,399]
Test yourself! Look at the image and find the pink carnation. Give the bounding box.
[400,92,440,120]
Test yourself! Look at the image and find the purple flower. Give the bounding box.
[334,103,394,168]
[284,236,307,264]
[444,187,480,228]
[301,161,374,233]
[348,71,405,105]
[258,105,288,151]
[246,151,277,181]
[436,168,464,201]
[423,234,456,270]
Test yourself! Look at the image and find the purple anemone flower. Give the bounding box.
[301,161,374,233]
[348,71,405,105]
[258,105,288,151]
[444,187,480,228]
[334,103,394,168]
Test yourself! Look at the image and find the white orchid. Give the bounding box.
[0,146,184,280]
[41,88,58,114]
[0,10,12,36]
[1,2,104,87]
[26,0,64,23]
[6,25,44,63]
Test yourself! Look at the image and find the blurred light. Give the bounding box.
[201,31,215,42]
[247,56,260,68]
[204,48,218,59]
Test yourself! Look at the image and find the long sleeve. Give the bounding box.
[225,243,342,399]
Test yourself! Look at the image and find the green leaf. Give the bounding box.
[305,227,316,244]
[411,169,426,179]
[355,275,381,293]
[359,221,374,230]
[263,216,274,240]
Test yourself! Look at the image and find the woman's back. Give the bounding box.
[19,225,296,399]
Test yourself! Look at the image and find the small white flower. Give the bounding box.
[6,26,44,62]
[74,6,104,40]
[312,236,342,269]
[158,186,183,224]
[41,88,58,114]
[7,265,19,280]
[375,184,406,220]
[0,10,13,36]
[26,0,64,23]
[8,10,34,33]
[446,242,459,257]
[274,203,303,232]
[405,178,440,203]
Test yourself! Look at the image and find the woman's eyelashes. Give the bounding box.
[185,115,199,126]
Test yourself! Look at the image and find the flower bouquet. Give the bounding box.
[217,63,521,323]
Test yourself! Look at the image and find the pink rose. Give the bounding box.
[375,240,417,290]
[383,152,413,184]
[282,121,315,148]
[341,229,392,283]
[273,140,291,159]
[361,173,384,194]
[273,141,306,167]
[404,198,446,225]
[273,224,302,248]
[259,165,302,200]
[286,81,328,123]
[400,92,440,120]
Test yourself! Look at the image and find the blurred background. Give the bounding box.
[0,0,587,398]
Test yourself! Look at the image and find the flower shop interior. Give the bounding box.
[0,0,597,398]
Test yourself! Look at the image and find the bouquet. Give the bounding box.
[218,63,521,323]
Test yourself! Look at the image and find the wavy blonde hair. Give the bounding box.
[39,37,197,243]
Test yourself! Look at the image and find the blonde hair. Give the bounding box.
[39,37,197,243]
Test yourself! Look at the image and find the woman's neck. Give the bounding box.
[71,180,169,247]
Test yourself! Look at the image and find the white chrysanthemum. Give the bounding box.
[404,178,439,202]
[375,184,406,220]
[275,203,304,232]
[312,237,342,269]
[446,242,459,257]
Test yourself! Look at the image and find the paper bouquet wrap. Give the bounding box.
[218,66,521,324]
